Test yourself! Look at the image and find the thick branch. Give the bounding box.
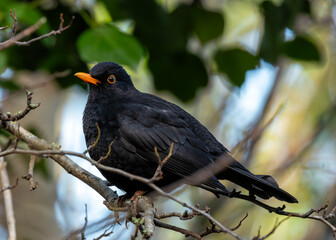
[1,121,118,203]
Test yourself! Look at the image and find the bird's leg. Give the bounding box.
[116,195,128,207]
[131,190,147,215]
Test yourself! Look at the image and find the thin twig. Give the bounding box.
[15,14,75,47]
[253,217,290,240]
[93,226,114,240]
[0,17,46,50]
[154,219,202,239]
[0,10,75,50]
[22,155,38,190]
[10,9,17,37]
[0,147,17,240]
[150,142,174,182]
[0,178,18,194]
[230,213,248,231]
[97,137,117,163]
[83,122,101,155]
[80,204,88,240]
[0,89,40,122]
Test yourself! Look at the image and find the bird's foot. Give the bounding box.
[228,189,241,198]
[131,190,147,214]
[275,204,286,212]
[116,195,128,207]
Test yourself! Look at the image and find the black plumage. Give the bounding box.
[75,62,298,203]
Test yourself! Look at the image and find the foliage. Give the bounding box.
[0,0,320,101]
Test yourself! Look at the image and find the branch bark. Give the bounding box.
[1,121,118,203]
[0,148,16,240]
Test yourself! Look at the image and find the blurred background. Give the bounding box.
[0,0,335,239]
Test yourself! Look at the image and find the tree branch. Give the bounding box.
[0,90,40,122]
[1,92,335,239]
[22,155,38,191]
[1,121,118,204]
[0,122,243,240]
[0,147,17,240]
[0,10,74,50]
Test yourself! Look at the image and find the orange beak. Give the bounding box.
[74,72,101,85]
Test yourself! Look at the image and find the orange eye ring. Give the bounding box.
[107,75,116,84]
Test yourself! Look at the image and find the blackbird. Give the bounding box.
[75,62,298,203]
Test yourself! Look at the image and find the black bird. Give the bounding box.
[75,62,298,204]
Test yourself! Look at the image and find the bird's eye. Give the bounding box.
[107,75,116,84]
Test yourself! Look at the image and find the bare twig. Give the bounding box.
[22,155,38,190]
[10,9,17,37]
[253,217,290,240]
[0,178,18,194]
[154,219,202,239]
[0,10,75,50]
[150,142,174,182]
[83,123,101,155]
[232,103,285,156]
[97,137,117,163]
[0,16,46,50]
[80,204,88,240]
[93,226,113,240]
[230,213,249,231]
[0,89,40,121]
[0,147,17,240]
[198,212,248,238]
[0,26,8,31]
[15,14,75,47]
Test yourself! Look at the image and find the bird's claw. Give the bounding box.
[131,190,147,215]
[228,189,241,198]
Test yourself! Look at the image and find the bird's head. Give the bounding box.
[75,62,134,92]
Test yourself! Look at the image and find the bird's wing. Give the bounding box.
[117,106,228,193]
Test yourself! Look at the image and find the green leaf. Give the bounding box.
[77,25,144,69]
[215,48,258,86]
[0,52,7,73]
[282,35,320,62]
[192,6,224,44]
[93,1,112,24]
[149,52,208,102]
[259,1,285,64]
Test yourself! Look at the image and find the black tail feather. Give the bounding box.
[216,158,298,203]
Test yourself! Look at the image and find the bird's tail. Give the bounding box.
[216,156,298,203]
